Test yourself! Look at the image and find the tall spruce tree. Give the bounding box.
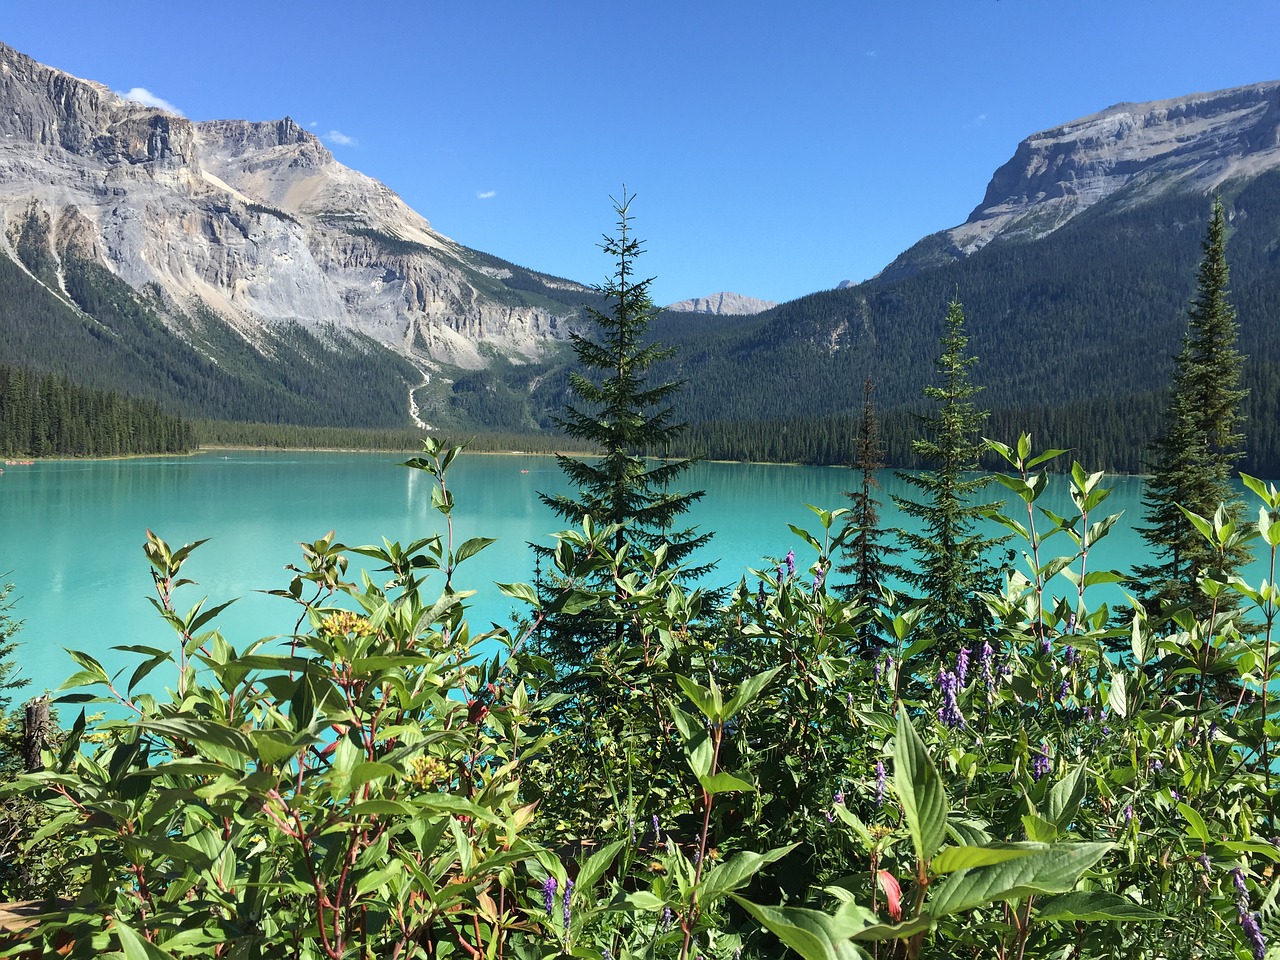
[536,190,710,663]
[838,377,894,652]
[1133,196,1249,619]
[892,300,1003,647]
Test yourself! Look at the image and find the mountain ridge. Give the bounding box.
[878,79,1280,281]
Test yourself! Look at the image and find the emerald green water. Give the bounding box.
[0,450,1258,697]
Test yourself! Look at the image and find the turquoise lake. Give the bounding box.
[0,450,1269,697]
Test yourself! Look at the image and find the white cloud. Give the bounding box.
[324,130,358,147]
[477,190,496,200]
[308,120,318,128]
[964,113,988,129]
[115,87,184,117]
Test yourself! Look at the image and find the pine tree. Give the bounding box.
[536,190,711,663]
[838,377,894,652]
[1133,196,1249,619]
[891,300,1003,647]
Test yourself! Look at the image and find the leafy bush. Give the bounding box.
[5,437,1279,959]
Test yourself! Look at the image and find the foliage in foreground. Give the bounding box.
[2,437,1280,959]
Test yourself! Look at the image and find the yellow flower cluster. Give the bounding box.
[320,610,375,639]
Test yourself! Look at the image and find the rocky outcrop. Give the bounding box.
[0,41,588,370]
[880,80,1280,280]
[665,291,777,315]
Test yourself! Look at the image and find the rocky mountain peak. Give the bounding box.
[0,41,582,374]
[879,80,1280,280]
[665,291,777,315]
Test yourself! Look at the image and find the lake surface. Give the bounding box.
[0,450,1268,697]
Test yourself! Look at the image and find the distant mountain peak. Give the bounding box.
[665,292,777,315]
[879,80,1280,281]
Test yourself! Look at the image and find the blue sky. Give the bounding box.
[5,2,1278,306]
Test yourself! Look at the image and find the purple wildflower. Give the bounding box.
[662,906,673,934]
[1057,679,1070,704]
[1123,803,1133,826]
[875,659,883,682]
[1233,868,1250,901]
[978,641,995,691]
[785,549,796,578]
[652,815,661,841]
[956,646,971,684]
[1040,636,1052,656]
[938,668,964,729]
[1032,743,1051,781]
[1241,912,1267,960]
[604,951,614,960]
[541,876,557,916]
[1199,853,1212,873]
[874,761,887,806]
[1064,644,1077,667]
[813,565,825,591]
[777,564,786,583]
[562,878,573,929]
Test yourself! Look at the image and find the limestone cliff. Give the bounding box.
[0,41,588,371]
[664,292,777,315]
[879,80,1280,280]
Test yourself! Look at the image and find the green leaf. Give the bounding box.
[701,844,798,901]
[1177,801,1209,845]
[733,897,872,960]
[676,675,719,721]
[1107,671,1129,720]
[699,772,756,795]
[114,918,180,960]
[723,666,781,720]
[496,581,540,607]
[893,706,949,863]
[1046,763,1087,829]
[454,536,497,563]
[1034,891,1162,922]
[931,842,1046,876]
[576,840,625,894]
[670,705,713,779]
[927,842,1112,918]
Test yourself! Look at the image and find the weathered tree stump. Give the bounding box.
[21,698,48,773]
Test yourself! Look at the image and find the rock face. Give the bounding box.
[0,42,588,369]
[665,291,777,315]
[881,80,1280,279]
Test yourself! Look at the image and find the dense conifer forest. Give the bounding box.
[0,363,195,457]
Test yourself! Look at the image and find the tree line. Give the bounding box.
[0,362,195,457]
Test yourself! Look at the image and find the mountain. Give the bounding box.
[664,292,777,315]
[643,80,1280,474]
[4,40,1280,468]
[880,81,1280,281]
[0,41,592,427]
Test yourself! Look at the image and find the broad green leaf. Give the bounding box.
[670,705,713,779]
[699,772,756,795]
[723,666,782,720]
[496,581,539,607]
[928,842,1112,917]
[1021,814,1058,844]
[931,842,1046,875]
[576,840,625,894]
[676,675,719,721]
[700,844,798,901]
[356,861,405,896]
[1107,671,1128,720]
[1046,763,1087,829]
[1177,801,1209,844]
[454,536,497,563]
[114,918,180,960]
[894,706,949,863]
[733,897,872,960]
[1035,891,1162,922]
